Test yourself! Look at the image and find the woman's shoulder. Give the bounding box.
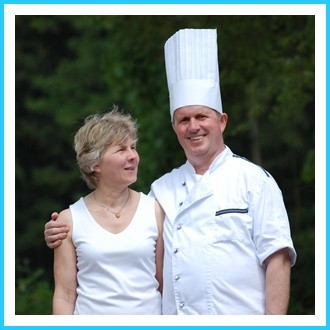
[137,191,155,203]
[135,192,162,214]
[58,208,73,227]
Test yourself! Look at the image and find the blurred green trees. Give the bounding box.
[15,15,315,314]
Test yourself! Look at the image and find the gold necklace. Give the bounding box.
[93,189,130,218]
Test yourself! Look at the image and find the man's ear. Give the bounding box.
[220,113,228,133]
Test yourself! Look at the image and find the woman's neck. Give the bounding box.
[93,186,130,208]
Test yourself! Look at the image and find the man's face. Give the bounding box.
[172,105,227,170]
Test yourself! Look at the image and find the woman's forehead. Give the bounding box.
[109,135,136,146]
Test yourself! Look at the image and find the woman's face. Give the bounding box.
[94,136,139,188]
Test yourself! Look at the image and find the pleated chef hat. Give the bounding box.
[164,28,223,119]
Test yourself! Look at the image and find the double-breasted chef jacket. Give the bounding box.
[150,146,297,315]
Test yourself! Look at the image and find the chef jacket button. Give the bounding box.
[175,275,180,281]
[177,224,182,230]
[179,202,183,207]
[182,182,186,186]
[179,302,185,309]
[173,248,179,254]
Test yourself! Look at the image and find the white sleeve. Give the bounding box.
[252,176,297,266]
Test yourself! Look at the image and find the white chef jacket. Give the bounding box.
[150,146,296,315]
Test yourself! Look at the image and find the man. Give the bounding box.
[44,28,296,315]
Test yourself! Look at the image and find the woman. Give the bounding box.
[52,106,164,315]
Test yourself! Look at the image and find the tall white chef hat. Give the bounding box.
[164,28,223,119]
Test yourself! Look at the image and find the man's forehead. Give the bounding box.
[174,105,215,117]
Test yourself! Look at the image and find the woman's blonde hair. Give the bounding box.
[74,105,138,189]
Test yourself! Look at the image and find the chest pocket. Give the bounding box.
[215,208,248,216]
[213,207,251,242]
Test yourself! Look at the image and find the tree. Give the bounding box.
[15,15,315,314]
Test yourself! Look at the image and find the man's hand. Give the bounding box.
[44,212,70,249]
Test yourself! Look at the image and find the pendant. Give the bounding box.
[115,213,120,218]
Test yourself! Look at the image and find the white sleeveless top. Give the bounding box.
[70,192,162,315]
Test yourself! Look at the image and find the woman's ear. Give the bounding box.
[91,163,101,174]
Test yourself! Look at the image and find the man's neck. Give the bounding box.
[189,145,226,175]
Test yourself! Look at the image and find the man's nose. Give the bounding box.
[188,118,199,131]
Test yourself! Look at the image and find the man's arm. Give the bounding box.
[264,248,292,314]
[44,212,70,248]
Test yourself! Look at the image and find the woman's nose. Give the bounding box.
[127,148,138,159]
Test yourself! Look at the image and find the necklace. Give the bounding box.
[93,189,130,218]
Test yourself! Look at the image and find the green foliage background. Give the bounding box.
[15,15,315,315]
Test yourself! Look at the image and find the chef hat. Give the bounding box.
[164,28,223,119]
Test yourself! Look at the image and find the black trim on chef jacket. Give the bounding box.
[232,154,270,177]
[215,208,249,216]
